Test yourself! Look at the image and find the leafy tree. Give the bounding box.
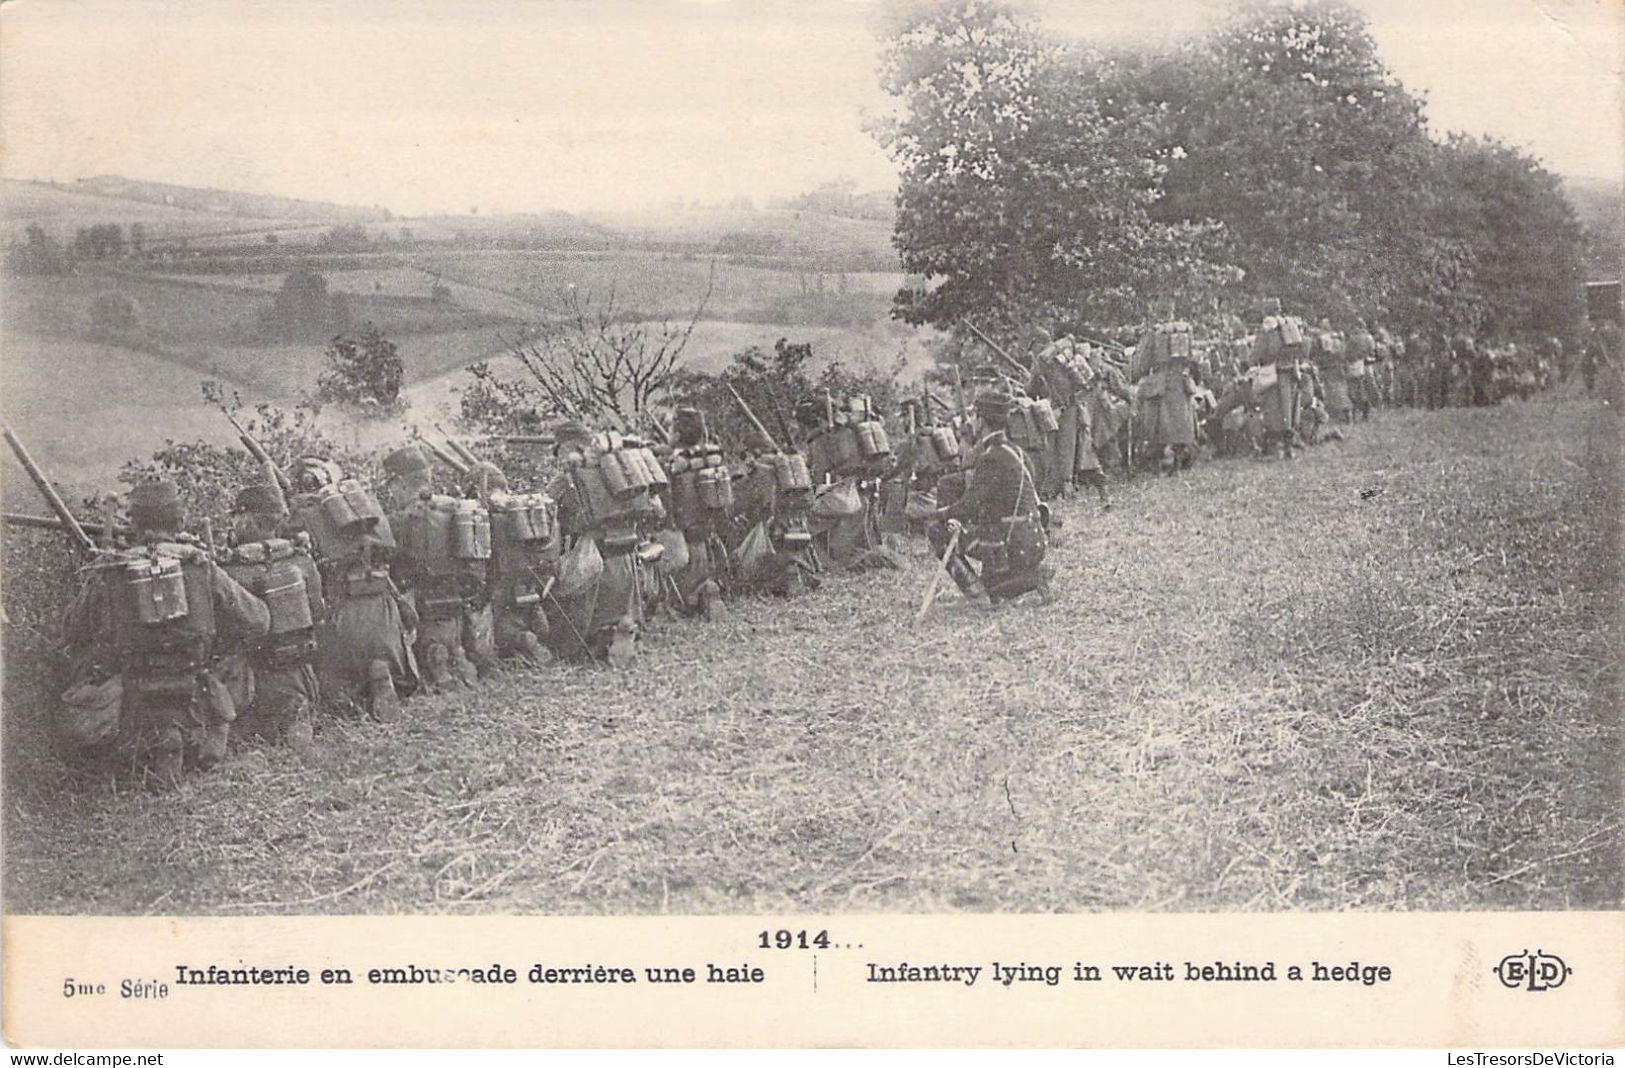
[875,0,1228,343]
[1125,0,1438,325]
[6,224,70,275]
[664,338,904,452]
[1427,135,1587,341]
[121,382,369,529]
[315,322,407,414]
[259,268,352,339]
[71,223,125,261]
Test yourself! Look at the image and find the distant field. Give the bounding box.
[0,181,297,246]
[0,332,244,492]
[582,205,897,267]
[416,249,898,325]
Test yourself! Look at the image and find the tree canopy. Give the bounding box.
[878,0,1589,345]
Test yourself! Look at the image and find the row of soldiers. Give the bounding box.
[1012,306,1589,487]
[27,379,1058,785]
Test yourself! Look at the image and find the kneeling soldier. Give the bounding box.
[932,392,1053,606]
[381,444,489,690]
[222,476,324,754]
[63,478,270,784]
[287,456,418,720]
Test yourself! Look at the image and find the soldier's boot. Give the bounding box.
[450,645,480,688]
[367,660,401,723]
[285,697,315,759]
[149,726,184,790]
[698,582,726,622]
[197,717,230,770]
[965,578,993,610]
[605,622,637,670]
[424,643,453,690]
[517,630,551,665]
[1035,565,1058,605]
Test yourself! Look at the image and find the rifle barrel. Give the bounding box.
[3,512,125,539]
[960,318,1031,375]
[502,434,558,446]
[724,383,779,452]
[220,408,293,493]
[422,439,471,476]
[2,427,96,553]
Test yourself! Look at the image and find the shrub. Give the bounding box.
[314,323,407,416]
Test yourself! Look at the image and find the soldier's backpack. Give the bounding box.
[488,491,560,610]
[915,427,960,470]
[559,443,666,547]
[395,493,492,617]
[1006,399,1042,447]
[223,538,319,666]
[291,481,395,571]
[1028,397,1060,433]
[1252,316,1306,364]
[666,446,734,530]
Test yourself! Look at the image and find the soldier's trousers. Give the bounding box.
[318,589,419,710]
[236,659,319,741]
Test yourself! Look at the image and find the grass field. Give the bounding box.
[4,394,1618,915]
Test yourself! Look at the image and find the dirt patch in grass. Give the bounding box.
[3,397,1619,914]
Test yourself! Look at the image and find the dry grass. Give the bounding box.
[3,394,1619,915]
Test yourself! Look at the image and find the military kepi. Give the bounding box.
[129,477,183,533]
[381,444,431,479]
[234,479,288,518]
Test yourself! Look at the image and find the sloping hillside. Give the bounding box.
[1,180,299,245]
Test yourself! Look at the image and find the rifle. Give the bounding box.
[502,434,559,448]
[3,512,130,543]
[922,388,957,421]
[960,318,1031,377]
[3,426,96,554]
[418,434,471,477]
[724,382,780,452]
[913,521,962,626]
[218,407,294,494]
[433,425,482,468]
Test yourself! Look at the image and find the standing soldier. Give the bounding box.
[287,456,418,721]
[1345,319,1376,421]
[1026,336,1095,499]
[931,392,1052,607]
[1313,322,1353,425]
[221,475,323,754]
[380,444,490,690]
[1085,347,1136,484]
[63,478,270,784]
[1135,320,1201,473]
[1249,299,1309,459]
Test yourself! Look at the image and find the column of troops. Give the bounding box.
[19,302,1613,786]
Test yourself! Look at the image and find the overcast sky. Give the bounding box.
[1,0,1619,215]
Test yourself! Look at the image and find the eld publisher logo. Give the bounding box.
[1494,950,1571,992]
